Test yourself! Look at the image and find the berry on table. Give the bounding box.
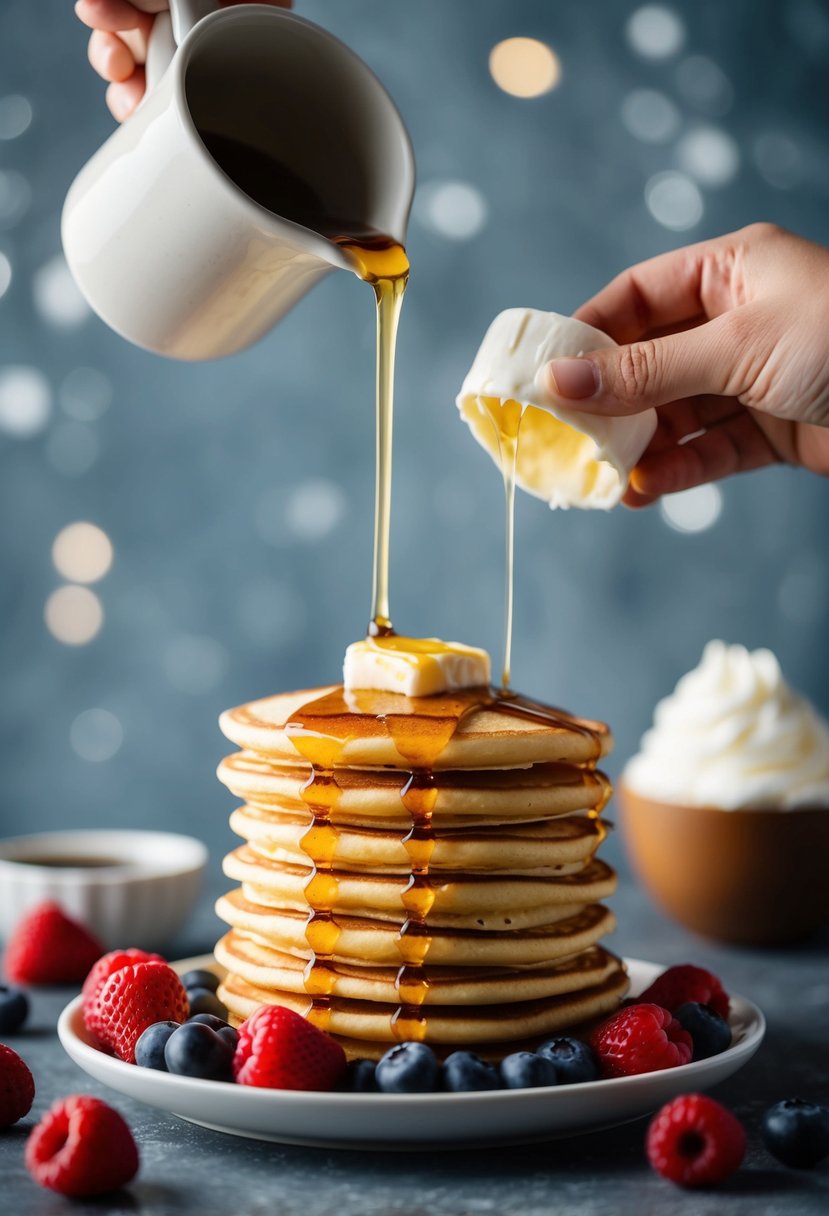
[81,949,165,1018]
[134,1020,180,1071]
[762,1098,829,1169]
[164,1022,234,1081]
[84,960,190,1062]
[187,986,228,1020]
[375,1042,439,1094]
[638,964,730,1020]
[0,983,29,1034]
[500,1051,558,1090]
[25,1095,139,1198]
[674,1002,732,1061]
[646,1093,746,1187]
[536,1036,599,1084]
[443,1050,500,1092]
[4,902,103,986]
[591,1003,692,1078]
[342,1058,378,1092]
[179,969,220,994]
[0,1042,35,1129]
[233,1005,347,1091]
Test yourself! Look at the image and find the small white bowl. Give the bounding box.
[0,830,208,953]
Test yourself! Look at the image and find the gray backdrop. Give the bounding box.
[2,0,828,909]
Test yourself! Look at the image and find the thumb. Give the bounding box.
[545,314,745,416]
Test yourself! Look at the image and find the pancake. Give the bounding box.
[215,679,623,1058]
[220,686,612,770]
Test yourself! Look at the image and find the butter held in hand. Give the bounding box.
[344,635,491,696]
[456,308,657,510]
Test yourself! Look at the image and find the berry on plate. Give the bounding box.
[4,902,103,986]
[233,1005,346,1091]
[179,968,220,994]
[84,960,189,1062]
[638,964,730,1020]
[342,1058,379,1092]
[187,986,228,1020]
[164,1022,234,1081]
[500,1051,558,1090]
[536,1036,599,1084]
[81,949,165,1017]
[591,1003,692,1078]
[25,1095,139,1198]
[0,1042,35,1129]
[674,1002,732,1061]
[0,983,30,1034]
[443,1050,501,1092]
[374,1042,440,1094]
[762,1098,829,1169]
[134,1020,180,1071]
[646,1093,746,1187]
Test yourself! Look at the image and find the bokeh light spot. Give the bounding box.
[70,709,123,763]
[626,6,685,58]
[33,255,90,329]
[0,95,33,140]
[0,251,11,300]
[0,366,52,438]
[164,634,229,695]
[660,484,723,533]
[675,56,734,116]
[45,585,104,645]
[417,181,488,241]
[489,37,561,98]
[677,126,740,188]
[753,132,802,189]
[52,522,114,585]
[621,89,681,144]
[285,479,347,541]
[60,367,112,421]
[645,171,703,231]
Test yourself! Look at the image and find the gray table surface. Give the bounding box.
[2,873,828,1216]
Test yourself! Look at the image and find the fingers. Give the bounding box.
[75,0,156,32]
[106,69,146,121]
[88,30,137,82]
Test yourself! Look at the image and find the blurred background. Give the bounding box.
[2,0,829,931]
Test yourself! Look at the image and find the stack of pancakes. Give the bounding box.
[214,685,627,1059]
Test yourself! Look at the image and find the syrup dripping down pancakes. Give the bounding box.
[214,683,627,1058]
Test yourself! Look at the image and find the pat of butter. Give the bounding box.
[344,636,491,696]
[456,308,657,510]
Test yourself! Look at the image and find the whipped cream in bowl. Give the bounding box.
[621,642,829,945]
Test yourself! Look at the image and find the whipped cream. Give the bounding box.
[624,641,829,810]
[456,308,656,509]
[344,636,491,696]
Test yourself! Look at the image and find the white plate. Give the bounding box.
[58,958,764,1150]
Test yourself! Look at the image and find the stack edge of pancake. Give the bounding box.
[214,685,628,1059]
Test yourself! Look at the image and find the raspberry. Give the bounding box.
[234,1005,347,1091]
[0,1042,35,1129]
[81,949,165,1020]
[25,1095,139,1198]
[84,961,189,1062]
[647,1093,746,1187]
[4,902,103,986]
[591,1003,692,1078]
[638,965,730,1020]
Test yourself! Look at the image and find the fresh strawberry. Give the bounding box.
[234,1004,346,1091]
[4,902,103,986]
[647,1093,746,1186]
[638,965,730,1020]
[81,949,165,1019]
[591,1003,693,1078]
[25,1095,139,1197]
[84,961,189,1062]
[0,1042,35,1129]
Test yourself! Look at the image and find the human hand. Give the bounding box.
[75,0,292,122]
[543,224,829,506]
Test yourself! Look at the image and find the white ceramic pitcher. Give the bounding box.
[62,1,414,360]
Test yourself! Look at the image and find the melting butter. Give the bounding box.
[344,635,491,696]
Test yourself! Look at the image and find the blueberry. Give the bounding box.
[135,1020,180,1071]
[375,1042,439,1093]
[342,1059,378,1092]
[674,1002,732,1061]
[188,1012,230,1031]
[179,969,221,993]
[0,984,29,1034]
[536,1037,599,1084]
[500,1051,558,1090]
[187,987,228,1020]
[164,1021,235,1082]
[762,1098,829,1169]
[442,1051,501,1092]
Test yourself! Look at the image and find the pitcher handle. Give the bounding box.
[134,0,219,94]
